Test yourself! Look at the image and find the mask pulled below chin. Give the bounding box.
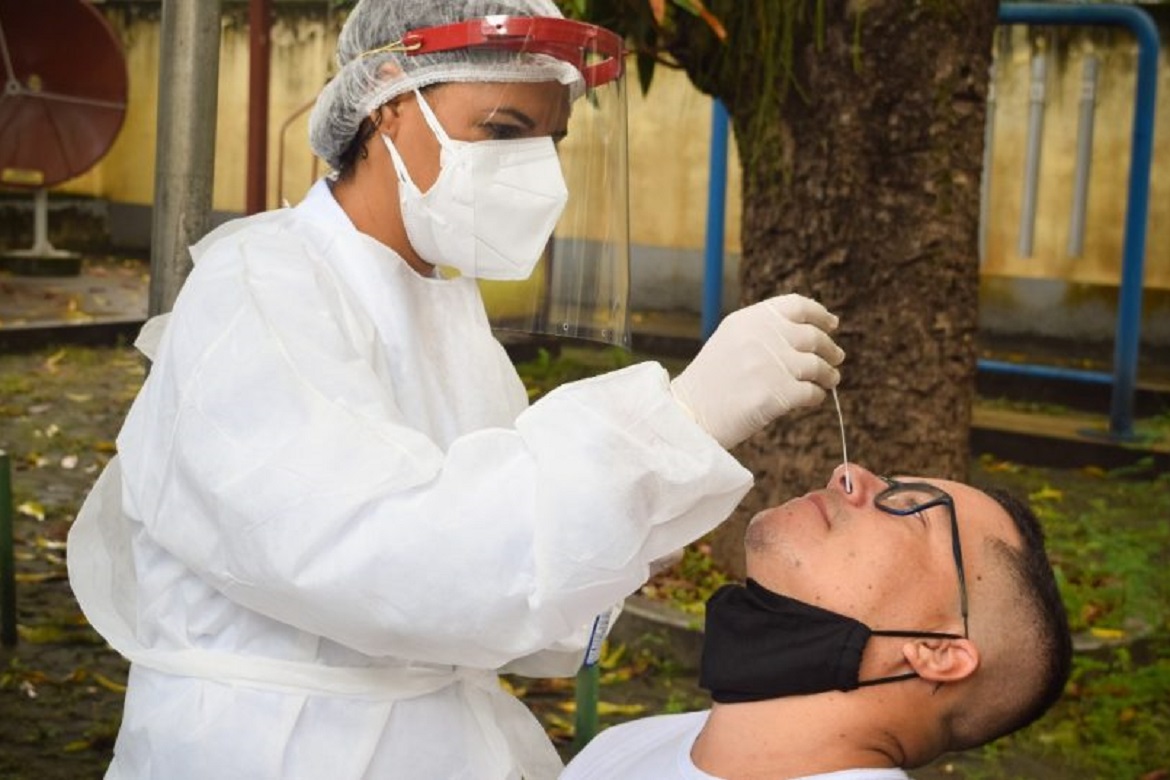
[699,578,871,703]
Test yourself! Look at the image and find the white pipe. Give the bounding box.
[1018,51,1047,258]
[1068,53,1099,258]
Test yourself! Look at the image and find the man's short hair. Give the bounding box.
[953,488,1072,749]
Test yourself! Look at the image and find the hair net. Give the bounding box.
[309,0,584,171]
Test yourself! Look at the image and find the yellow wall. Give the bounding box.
[52,11,1170,290]
[60,8,338,214]
[626,70,742,252]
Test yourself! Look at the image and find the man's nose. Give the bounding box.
[828,463,883,505]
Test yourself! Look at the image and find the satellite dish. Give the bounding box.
[0,0,128,270]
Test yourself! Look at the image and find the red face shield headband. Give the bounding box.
[367,16,625,89]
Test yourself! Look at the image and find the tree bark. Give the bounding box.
[675,1,998,577]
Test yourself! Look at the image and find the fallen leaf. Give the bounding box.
[542,712,574,740]
[1028,486,1063,503]
[15,571,66,584]
[43,349,67,372]
[649,0,666,24]
[91,671,128,694]
[1089,627,1126,640]
[981,457,1021,473]
[17,500,45,521]
[65,392,92,403]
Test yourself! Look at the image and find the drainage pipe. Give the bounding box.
[993,3,1159,440]
[1068,53,1099,258]
[701,99,730,342]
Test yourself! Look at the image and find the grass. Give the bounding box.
[0,343,1164,777]
[515,346,1170,779]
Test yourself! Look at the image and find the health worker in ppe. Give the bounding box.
[67,1,845,779]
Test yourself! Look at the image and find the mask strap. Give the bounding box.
[856,671,920,688]
[855,628,965,689]
[411,88,456,148]
[870,629,964,640]
[381,133,415,189]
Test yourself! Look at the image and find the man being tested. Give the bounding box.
[563,464,1072,779]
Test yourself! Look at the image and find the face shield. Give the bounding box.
[394,17,631,349]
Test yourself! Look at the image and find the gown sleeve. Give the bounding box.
[116,228,752,669]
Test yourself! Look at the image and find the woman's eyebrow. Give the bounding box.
[484,107,537,128]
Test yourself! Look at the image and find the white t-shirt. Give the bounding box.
[561,711,912,780]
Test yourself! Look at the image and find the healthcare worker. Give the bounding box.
[67,1,844,778]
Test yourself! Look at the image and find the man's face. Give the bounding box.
[745,464,1019,635]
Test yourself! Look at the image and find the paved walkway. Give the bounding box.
[0,255,706,354]
[0,256,148,328]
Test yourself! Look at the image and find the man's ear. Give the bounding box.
[902,638,980,683]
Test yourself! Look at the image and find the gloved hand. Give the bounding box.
[670,294,844,449]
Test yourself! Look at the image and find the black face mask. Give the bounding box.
[699,579,963,704]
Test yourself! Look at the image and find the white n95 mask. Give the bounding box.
[382,89,569,281]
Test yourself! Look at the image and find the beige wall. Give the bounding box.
[52,11,1170,291]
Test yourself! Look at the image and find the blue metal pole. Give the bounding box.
[998,4,1159,439]
[977,359,1113,386]
[701,99,730,342]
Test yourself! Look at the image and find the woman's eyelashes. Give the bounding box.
[480,122,527,141]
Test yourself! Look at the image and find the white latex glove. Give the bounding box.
[670,294,844,449]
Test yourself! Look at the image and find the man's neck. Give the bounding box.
[691,692,925,780]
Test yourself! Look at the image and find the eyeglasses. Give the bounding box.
[874,477,969,637]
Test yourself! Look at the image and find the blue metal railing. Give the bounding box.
[988,4,1160,440]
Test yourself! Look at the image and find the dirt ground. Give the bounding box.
[0,342,1128,779]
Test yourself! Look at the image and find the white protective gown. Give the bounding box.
[68,180,752,780]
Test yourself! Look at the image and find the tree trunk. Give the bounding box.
[676,1,998,577]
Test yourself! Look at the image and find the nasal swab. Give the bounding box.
[831,387,852,493]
